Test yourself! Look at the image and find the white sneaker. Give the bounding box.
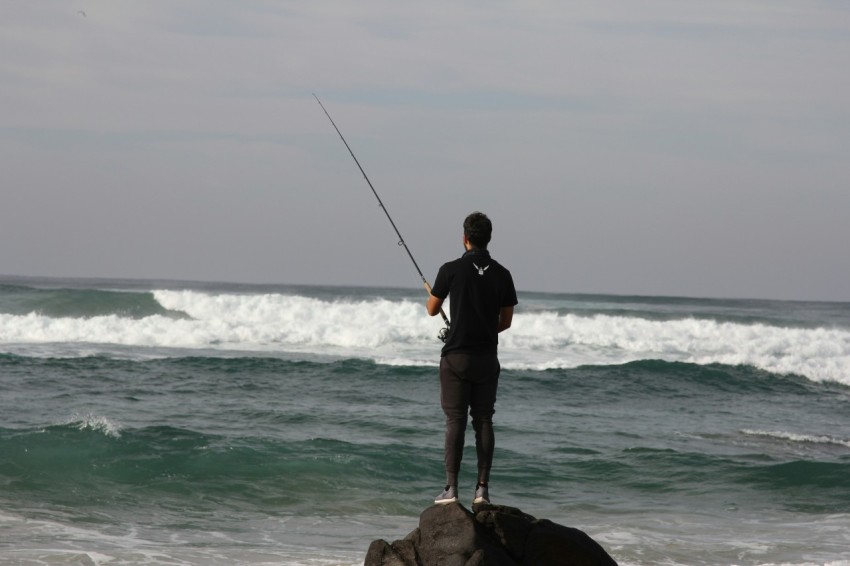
[434,485,458,504]
[473,484,490,505]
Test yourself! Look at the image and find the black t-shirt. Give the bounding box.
[431,249,518,356]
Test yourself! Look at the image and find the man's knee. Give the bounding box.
[470,398,496,422]
[470,412,494,430]
[444,410,468,426]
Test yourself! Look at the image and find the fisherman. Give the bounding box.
[426,211,517,505]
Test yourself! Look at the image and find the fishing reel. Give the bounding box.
[438,324,450,343]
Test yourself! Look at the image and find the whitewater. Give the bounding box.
[0,287,848,385]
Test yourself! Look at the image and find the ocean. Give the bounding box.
[1,276,848,566]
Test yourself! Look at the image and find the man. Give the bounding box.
[426,211,517,506]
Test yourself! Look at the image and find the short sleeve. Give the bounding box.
[502,270,518,307]
[430,264,450,299]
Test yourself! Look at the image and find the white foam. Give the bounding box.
[741,429,850,449]
[1,290,849,386]
[502,313,850,385]
[0,507,366,565]
[66,414,124,439]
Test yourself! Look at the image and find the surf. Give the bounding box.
[2,280,850,385]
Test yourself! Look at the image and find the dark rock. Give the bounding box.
[364,503,618,566]
[522,519,617,566]
[474,505,537,560]
[416,503,515,566]
[364,540,397,565]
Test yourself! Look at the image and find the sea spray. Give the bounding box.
[1,284,849,385]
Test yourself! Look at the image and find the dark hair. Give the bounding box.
[463,211,492,249]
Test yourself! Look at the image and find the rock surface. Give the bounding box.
[364,502,618,566]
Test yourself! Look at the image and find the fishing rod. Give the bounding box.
[313,94,450,342]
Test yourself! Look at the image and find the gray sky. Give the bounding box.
[2,1,849,301]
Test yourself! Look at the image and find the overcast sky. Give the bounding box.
[2,1,849,301]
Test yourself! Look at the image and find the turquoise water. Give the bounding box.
[1,277,849,565]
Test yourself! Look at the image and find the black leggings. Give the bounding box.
[439,352,501,487]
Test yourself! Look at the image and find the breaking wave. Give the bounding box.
[0,288,848,386]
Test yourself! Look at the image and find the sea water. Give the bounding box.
[1,276,848,565]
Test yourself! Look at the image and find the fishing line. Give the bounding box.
[313,94,450,342]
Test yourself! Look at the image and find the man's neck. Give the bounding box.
[463,246,488,256]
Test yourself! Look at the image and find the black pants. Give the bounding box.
[440,352,501,487]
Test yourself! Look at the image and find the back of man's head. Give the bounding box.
[464,212,492,249]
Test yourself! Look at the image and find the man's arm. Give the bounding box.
[497,306,513,333]
[426,293,444,317]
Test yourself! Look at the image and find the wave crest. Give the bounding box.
[0,289,848,386]
[67,414,123,439]
[741,429,850,449]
